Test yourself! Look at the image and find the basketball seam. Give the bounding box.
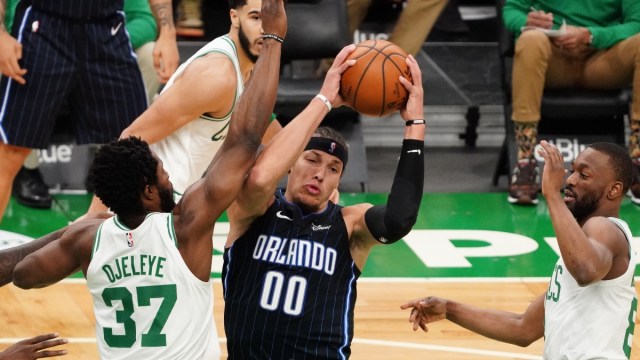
[352,47,383,115]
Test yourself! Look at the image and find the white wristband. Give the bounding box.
[315,94,332,112]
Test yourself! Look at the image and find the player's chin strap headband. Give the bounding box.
[304,137,349,169]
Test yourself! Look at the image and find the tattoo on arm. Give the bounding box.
[150,2,175,30]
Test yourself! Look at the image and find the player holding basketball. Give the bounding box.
[222,50,425,358]
[10,0,286,358]
[402,141,637,359]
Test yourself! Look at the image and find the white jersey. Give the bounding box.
[151,35,244,194]
[544,217,637,360]
[86,213,219,360]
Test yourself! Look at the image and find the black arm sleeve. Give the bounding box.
[364,139,424,244]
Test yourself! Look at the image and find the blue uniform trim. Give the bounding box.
[0,5,146,148]
[339,265,357,359]
[0,6,32,144]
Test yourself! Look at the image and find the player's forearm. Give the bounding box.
[546,194,602,285]
[227,38,282,150]
[13,256,73,289]
[0,227,69,287]
[0,0,7,34]
[446,301,537,347]
[250,97,329,189]
[148,0,175,36]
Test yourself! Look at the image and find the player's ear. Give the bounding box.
[607,181,624,200]
[143,184,155,200]
[230,9,240,28]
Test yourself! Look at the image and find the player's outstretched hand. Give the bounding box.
[318,44,356,110]
[398,55,424,123]
[0,333,68,360]
[537,140,566,197]
[400,296,447,332]
[261,0,287,41]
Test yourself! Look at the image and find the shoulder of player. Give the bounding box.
[59,218,105,250]
[187,52,236,79]
[582,216,629,249]
[176,57,238,95]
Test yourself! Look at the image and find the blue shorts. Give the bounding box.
[0,5,147,148]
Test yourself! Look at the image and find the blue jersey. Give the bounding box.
[223,189,360,359]
[28,0,123,19]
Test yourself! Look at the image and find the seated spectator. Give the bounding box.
[347,0,449,56]
[503,0,640,205]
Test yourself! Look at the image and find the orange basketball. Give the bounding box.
[340,40,412,117]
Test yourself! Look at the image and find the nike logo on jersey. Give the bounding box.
[407,149,421,155]
[111,22,123,36]
[312,223,331,231]
[276,211,293,221]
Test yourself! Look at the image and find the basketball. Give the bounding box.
[340,39,412,117]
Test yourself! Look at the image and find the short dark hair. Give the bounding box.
[87,137,159,216]
[587,142,633,192]
[229,0,247,9]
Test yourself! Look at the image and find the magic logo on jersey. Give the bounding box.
[252,234,337,275]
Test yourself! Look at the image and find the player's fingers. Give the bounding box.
[333,44,356,66]
[152,50,161,73]
[400,302,413,310]
[541,140,560,161]
[540,140,562,167]
[32,337,68,351]
[16,42,23,60]
[419,321,429,332]
[35,349,68,358]
[412,320,420,331]
[400,298,422,309]
[9,63,27,85]
[23,333,60,345]
[408,308,417,322]
[398,75,412,91]
[406,55,422,84]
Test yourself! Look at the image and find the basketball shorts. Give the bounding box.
[0,5,147,148]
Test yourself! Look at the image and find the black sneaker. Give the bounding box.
[631,158,640,205]
[508,159,539,205]
[12,167,52,209]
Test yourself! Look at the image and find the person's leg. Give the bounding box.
[0,144,31,221]
[0,9,76,219]
[135,41,161,104]
[389,0,448,56]
[347,0,373,35]
[580,34,640,154]
[509,30,577,204]
[13,150,52,209]
[579,34,640,202]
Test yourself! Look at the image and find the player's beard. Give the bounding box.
[159,186,176,213]
[567,185,599,223]
[239,23,259,63]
